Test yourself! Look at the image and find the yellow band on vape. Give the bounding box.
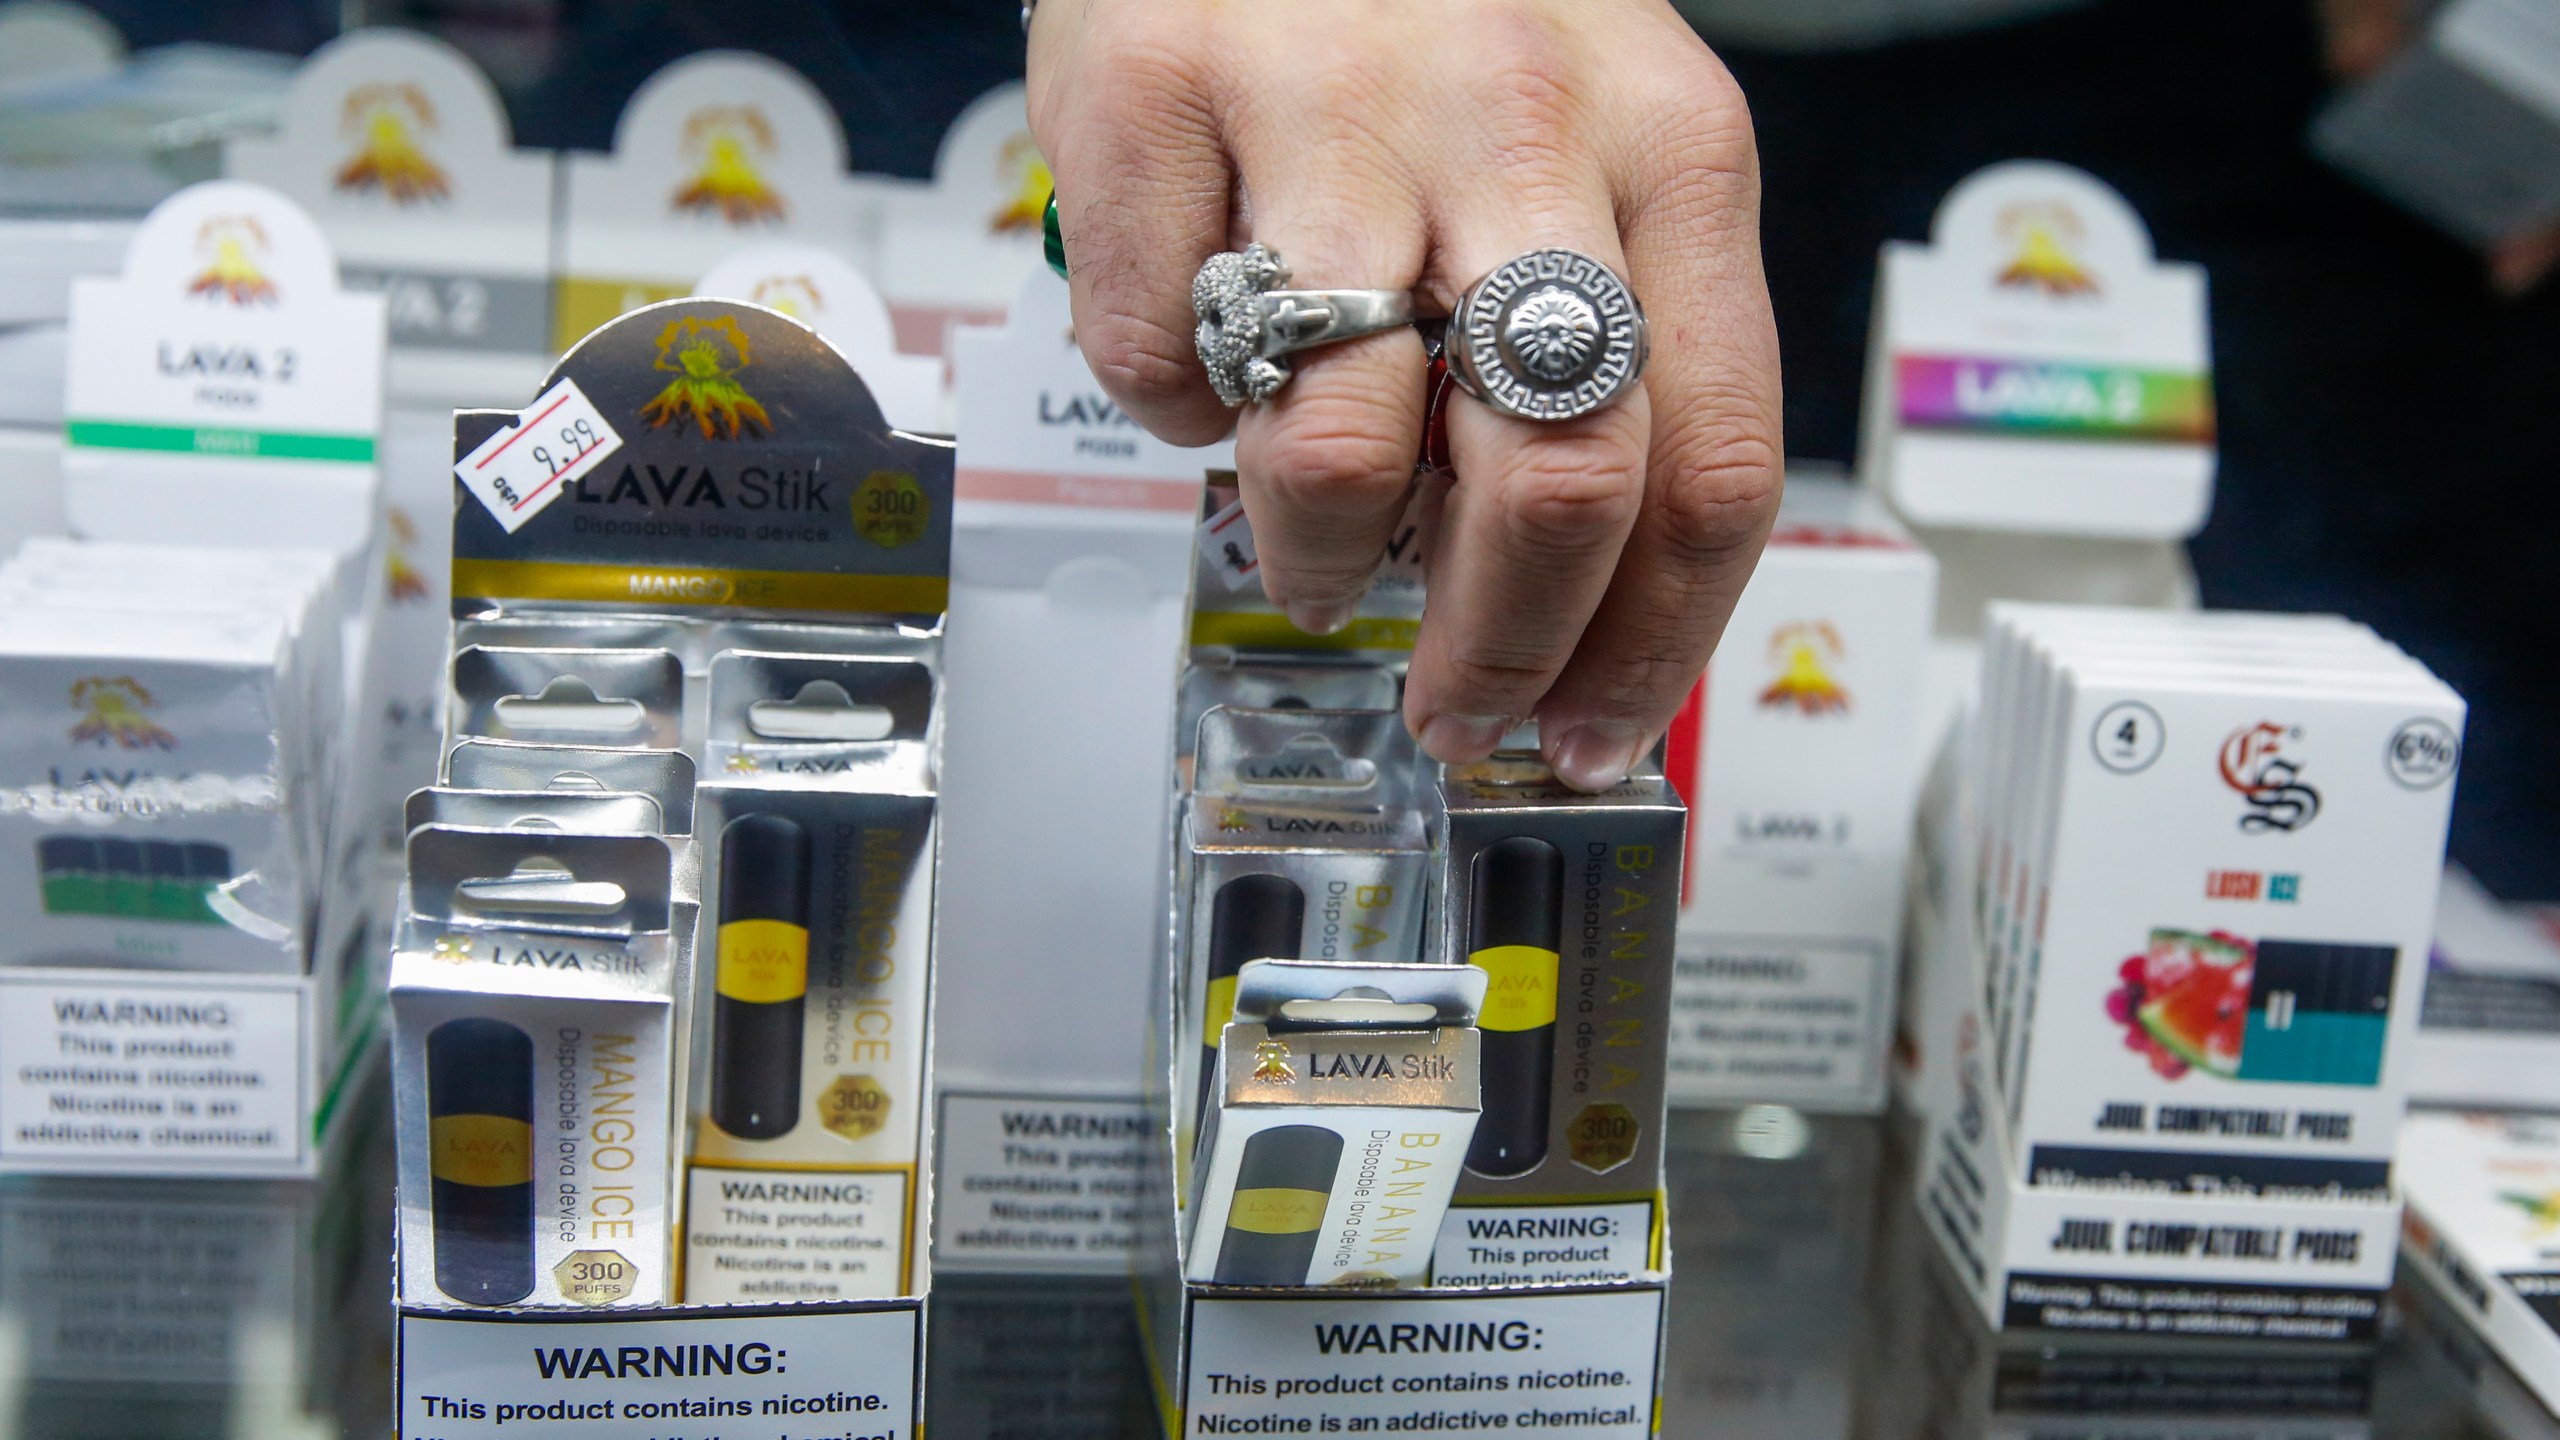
[1227,1186,1328,1235]
[1470,944,1561,1032]
[718,919,810,1003]
[1202,974,1240,1049]
[430,1113,533,1188]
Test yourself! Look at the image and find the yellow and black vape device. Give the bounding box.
[1199,873,1305,1126]
[1214,1124,1342,1285]
[1465,836,1561,1177]
[427,1016,535,1306]
[711,812,812,1140]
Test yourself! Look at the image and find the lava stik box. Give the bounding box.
[2400,1111,2560,1418]
[1665,477,1936,1113]
[1429,752,1684,1288]
[1174,708,1431,1163]
[681,651,939,1304]
[1185,960,1483,1289]
[390,827,683,1310]
[2002,647,2463,1202]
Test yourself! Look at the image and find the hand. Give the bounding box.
[1028,0,1782,791]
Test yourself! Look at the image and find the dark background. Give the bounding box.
[86,0,2560,898]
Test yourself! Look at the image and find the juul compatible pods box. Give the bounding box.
[1430,753,1684,1289]
[683,651,939,1304]
[1186,961,1483,1289]
[391,828,683,1310]
[1900,686,2408,1340]
[1979,608,2463,1202]
[1665,477,1936,1113]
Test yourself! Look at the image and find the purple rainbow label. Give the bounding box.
[1897,354,2215,443]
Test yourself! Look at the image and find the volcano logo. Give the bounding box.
[69,677,176,750]
[1758,621,1850,715]
[2220,721,2321,833]
[334,82,450,204]
[1994,201,2099,298]
[748,274,823,324]
[639,312,771,440]
[385,507,431,605]
[989,133,1051,234]
[187,216,278,306]
[673,106,786,225]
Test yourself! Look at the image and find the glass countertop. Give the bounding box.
[0,1102,2528,1438]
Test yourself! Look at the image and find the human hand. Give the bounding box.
[1027,0,1782,791]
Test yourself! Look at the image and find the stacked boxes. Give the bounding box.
[1139,483,1680,1439]
[0,540,380,1177]
[2400,1111,2560,1419]
[1903,603,2464,1336]
[390,298,948,1434]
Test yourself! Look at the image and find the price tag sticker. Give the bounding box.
[455,378,623,533]
[1198,496,1260,592]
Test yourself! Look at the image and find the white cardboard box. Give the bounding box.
[1666,478,1936,1113]
[2401,1110,2560,1420]
[1898,721,2399,1338]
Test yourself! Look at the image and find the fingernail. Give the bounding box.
[1285,600,1355,637]
[1417,714,1514,766]
[1549,724,1645,793]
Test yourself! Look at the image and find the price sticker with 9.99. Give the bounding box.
[454,377,625,534]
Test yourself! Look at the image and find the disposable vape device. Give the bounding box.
[712,812,813,1140]
[1214,1124,1342,1285]
[427,1017,535,1306]
[1466,836,1561,1177]
[1198,873,1306,1124]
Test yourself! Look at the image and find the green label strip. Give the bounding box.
[67,420,377,465]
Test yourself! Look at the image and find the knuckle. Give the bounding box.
[1654,415,1782,566]
[1085,31,1210,112]
[1471,27,1587,177]
[1437,645,1558,706]
[1257,415,1416,518]
[1080,309,1200,408]
[1493,433,1647,555]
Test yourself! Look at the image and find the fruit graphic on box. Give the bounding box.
[2106,928,2396,1087]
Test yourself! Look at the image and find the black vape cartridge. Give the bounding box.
[712,813,812,1140]
[1465,836,1562,1177]
[427,1017,535,1305]
[36,836,100,917]
[184,842,231,924]
[142,842,189,922]
[1198,873,1306,1124]
[1214,1124,1342,1286]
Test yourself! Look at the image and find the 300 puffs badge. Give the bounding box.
[449,298,953,622]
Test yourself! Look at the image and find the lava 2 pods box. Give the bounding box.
[1430,753,1684,1288]
[1185,960,1483,1289]
[682,651,939,1304]
[0,607,307,975]
[391,827,683,1310]
[1664,477,1936,1113]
